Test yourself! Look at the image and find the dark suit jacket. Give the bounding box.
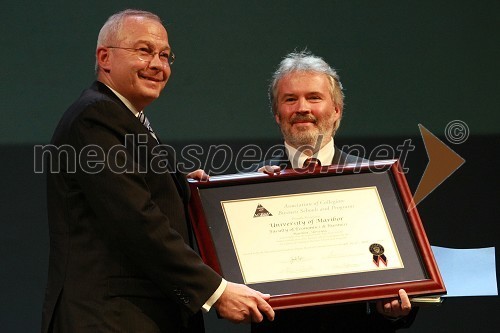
[42,81,221,333]
[249,145,417,332]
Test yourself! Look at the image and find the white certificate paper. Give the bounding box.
[221,186,403,284]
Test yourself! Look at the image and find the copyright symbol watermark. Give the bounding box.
[444,120,469,144]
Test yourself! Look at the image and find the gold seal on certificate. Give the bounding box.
[369,243,388,267]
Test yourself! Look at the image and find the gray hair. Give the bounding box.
[269,50,344,132]
[95,9,163,73]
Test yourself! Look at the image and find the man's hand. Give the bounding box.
[214,282,275,323]
[376,289,412,318]
[257,165,281,175]
[186,169,210,181]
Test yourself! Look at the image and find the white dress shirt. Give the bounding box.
[284,137,336,168]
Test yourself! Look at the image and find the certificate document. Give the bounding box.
[221,186,403,284]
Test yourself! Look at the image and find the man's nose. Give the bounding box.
[148,53,166,69]
[297,98,311,112]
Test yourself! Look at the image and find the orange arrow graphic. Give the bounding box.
[408,124,465,211]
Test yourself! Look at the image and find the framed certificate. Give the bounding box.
[188,160,446,310]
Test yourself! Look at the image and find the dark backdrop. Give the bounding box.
[0,1,498,332]
[1,0,499,143]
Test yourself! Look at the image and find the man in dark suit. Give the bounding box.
[250,51,416,332]
[41,9,274,333]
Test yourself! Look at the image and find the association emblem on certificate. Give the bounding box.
[221,186,403,284]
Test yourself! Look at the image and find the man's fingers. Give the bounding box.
[258,165,281,175]
[257,292,271,301]
[257,295,275,321]
[391,299,400,312]
[247,291,274,322]
[399,289,411,310]
[384,301,393,313]
[186,169,210,181]
[215,283,275,323]
[248,303,264,323]
[375,290,413,318]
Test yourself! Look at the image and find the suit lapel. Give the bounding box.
[331,146,344,165]
[92,81,190,202]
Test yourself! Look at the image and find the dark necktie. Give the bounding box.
[138,111,158,141]
[303,157,321,169]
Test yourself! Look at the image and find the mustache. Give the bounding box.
[290,114,317,124]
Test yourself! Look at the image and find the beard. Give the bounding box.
[279,113,334,151]
[282,127,320,149]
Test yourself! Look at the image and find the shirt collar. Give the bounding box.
[104,84,142,116]
[284,137,335,169]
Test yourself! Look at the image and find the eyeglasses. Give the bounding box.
[107,46,175,66]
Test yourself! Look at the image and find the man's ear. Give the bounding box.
[96,47,111,73]
[334,105,343,120]
[274,113,281,125]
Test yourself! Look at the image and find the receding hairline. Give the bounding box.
[97,10,164,47]
[94,10,165,73]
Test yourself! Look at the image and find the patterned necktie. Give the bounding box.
[303,157,321,169]
[138,111,158,141]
